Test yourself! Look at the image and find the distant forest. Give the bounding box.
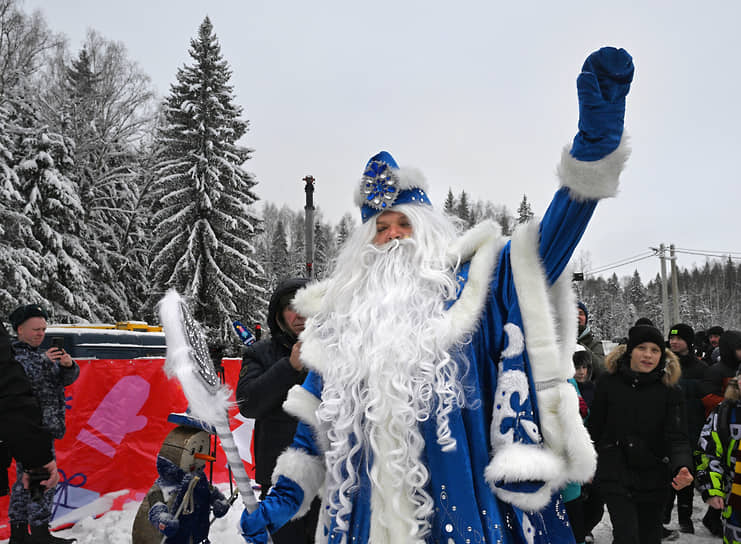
[1,0,737,348]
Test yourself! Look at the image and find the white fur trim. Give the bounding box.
[510,221,575,385]
[508,220,597,485]
[484,442,564,512]
[159,290,233,426]
[537,384,596,484]
[283,385,329,454]
[443,220,505,343]
[557,134,631,201]
[353,166,429,207]
[283,385,320,429]
[272,447,326,519]
[292,281,328,318]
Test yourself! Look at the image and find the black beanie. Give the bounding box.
[634,317,655,327]
[669,323,695,350]
[577,301,588,323]
[708,325,725,337]
[8,304,48,330]
[627,325,665,353]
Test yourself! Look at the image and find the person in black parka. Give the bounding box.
[236,277,318,543]
[587,325,694,544]
[0,323,59,544]
[664,323,707,533]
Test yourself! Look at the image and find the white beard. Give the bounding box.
[307,238,465,542]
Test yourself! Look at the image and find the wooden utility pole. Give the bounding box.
[659,244,670,336]
[670,244,680,325]
[303,175,315,278]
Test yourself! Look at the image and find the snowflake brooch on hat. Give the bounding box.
[355,151,432,223]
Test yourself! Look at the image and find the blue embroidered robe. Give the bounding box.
[272,140,629,544]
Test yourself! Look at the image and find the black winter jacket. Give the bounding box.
[0,325,53,468]
[674,352,707,445]
[587,346,692,502]
[700,331,741,415]
[12,340,79,439]
[236,278,309,487]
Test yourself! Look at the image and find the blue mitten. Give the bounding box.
[149,502,180,537]
[240,475,304,542]
[571,47,634,161]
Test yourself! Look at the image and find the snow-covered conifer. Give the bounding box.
[10,97,97,322]
[148,17,264,342]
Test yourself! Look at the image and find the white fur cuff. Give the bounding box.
[557,135,631,201]
[283,385,320,429]
[537,384,597,484]
[272,448,326,519]
[485,442,565,511]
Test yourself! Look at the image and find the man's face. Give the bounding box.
[669,335,689,356]
[281,306,305,336]
[709,334,721,348]
[372,211,413,246]
[577,308,587,328]
[16,316,47,347]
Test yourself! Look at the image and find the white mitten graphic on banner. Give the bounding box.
[77,375,150,457]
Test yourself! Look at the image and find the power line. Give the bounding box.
[585,251,657,275]
[673,249,741,261]
[583,245,741,277]
[675,247,741,256]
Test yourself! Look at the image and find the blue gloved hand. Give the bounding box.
[240,507,271,544]
[149,502,180,537]
[571,47,634,161]
[239,475,304,543]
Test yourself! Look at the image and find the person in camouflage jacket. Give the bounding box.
[696,374,741,544]
[7,304,79,544]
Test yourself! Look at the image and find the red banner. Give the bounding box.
[0,357,253,539]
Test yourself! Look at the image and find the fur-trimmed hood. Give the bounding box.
[604,344,681,386]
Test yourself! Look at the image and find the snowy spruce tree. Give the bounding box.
[10,98,98,321]
[0,100,45,311]
[147,17,264,342]
[38,32,157,320]
[516,194,534,224]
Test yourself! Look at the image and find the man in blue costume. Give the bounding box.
[241,46,634,544]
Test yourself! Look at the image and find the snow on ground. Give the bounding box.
[0,486,724,543]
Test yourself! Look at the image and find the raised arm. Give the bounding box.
[538,47,634,284]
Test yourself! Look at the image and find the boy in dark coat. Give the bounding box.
[587,325,693,544]
[664,323,707,533]
[236,278,318,543]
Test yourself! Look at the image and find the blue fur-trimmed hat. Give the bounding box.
[355,151,432,223]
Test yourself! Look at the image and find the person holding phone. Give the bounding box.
[7,304,79,544]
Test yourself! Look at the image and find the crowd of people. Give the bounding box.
[566,312,741,543]
[231,47,740,544]
[3,45,740,544]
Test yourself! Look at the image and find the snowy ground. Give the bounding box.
[0,487,723,543]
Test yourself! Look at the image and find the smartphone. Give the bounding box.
[51,336,65,350]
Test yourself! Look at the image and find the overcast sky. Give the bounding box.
[23,0,741,281]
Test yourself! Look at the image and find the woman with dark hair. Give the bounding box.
[587,325,693,544]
